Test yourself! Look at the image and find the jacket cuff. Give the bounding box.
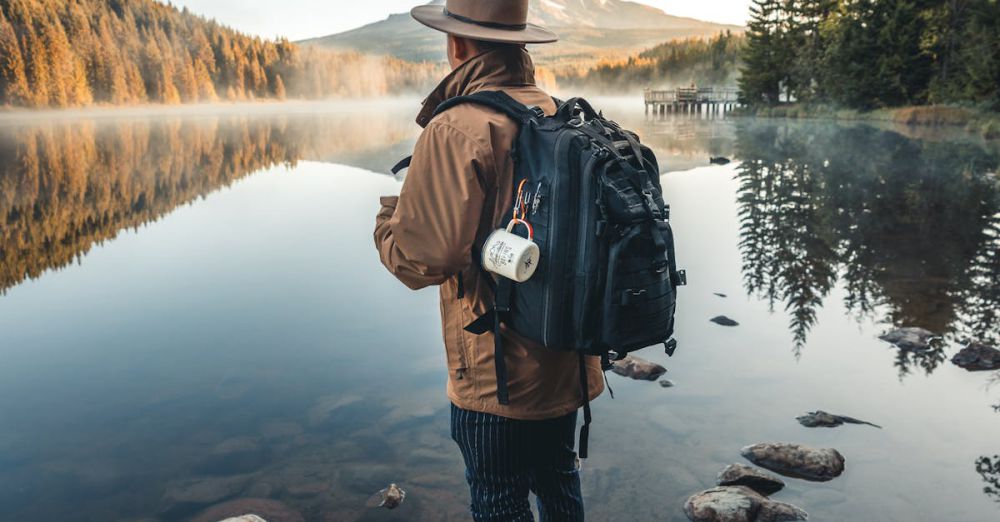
[378,196,399,220]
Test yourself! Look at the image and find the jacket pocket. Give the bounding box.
[441,295,469,379]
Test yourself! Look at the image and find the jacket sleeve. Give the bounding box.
[374,121,491,290]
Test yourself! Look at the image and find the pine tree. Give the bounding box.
[739,0,784,105]
[274,73,286,100]
[0,9,29,105]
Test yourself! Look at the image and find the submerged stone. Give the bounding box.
[284,481,329,498]
[659,379,676,388]
[711,316,740,327]
[796,411,881,429]
[741,443,845,482]
[366,483,406,510]
[195,437,268,475]
[951,343,1000,371]
[191,498,303,522]
[159,474,251,516]
[610,355,667,381]
[716,464,785,496]
[878,327,935,351]
[714,293,728,298]
[684,485,807,522]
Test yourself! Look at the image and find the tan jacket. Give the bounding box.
[374,48,604,420]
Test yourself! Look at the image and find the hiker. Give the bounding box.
[373,1,603,519]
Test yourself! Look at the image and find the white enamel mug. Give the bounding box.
[482,220,540,283]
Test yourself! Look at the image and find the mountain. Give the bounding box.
[300,0,744,64]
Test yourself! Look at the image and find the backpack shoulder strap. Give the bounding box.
[431,90,541,126]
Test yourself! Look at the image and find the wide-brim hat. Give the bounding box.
[411,0,558,44]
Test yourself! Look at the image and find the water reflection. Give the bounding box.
[2,106,1000,520]
[734,122,1000,367]
[977,455,1000,504]
[0,107,418,294]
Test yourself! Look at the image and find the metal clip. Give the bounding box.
[664,338,678,357]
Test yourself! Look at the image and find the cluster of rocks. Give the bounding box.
[879,327,1000,372]
[685,443,846,521]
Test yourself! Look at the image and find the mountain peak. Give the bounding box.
[300,0,743,64]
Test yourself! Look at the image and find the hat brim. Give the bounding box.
[411,5,558,44]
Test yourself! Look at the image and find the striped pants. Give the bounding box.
[450,403,584,521]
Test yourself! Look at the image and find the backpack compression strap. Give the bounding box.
[431,90,542,125]
[433,90,541,407]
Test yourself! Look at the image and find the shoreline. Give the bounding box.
[733,104,1000,140]
[0,98,423,122]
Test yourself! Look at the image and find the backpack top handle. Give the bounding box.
[555,97,600,123]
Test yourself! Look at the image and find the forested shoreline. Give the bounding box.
[739,0,1000,110]
[0,0,443,108]
[556,32,744,93]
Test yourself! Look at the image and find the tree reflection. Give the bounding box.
[976,455,1000,504]
[0,111,417,294]
[735,122,1000,368]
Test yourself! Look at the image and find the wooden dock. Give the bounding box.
[644,86,741,115]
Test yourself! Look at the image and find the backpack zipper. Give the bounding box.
[541,129,575,346]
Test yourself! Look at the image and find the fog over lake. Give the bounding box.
[0,99,998,521]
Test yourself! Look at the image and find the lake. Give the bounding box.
[0,98,998,522]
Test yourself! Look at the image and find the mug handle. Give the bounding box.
[506,218,534,241]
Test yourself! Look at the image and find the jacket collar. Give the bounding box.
[416,47,536,128]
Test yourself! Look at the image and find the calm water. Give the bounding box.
[0,99,998,522]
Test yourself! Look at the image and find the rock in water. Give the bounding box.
[796,411,881,429]
[878,327,935,351]
[710,157,732,165]
[659,379,675,388]
[741,443,845,482]
[684,485,807,522]
[610,355,668,381]
[366,483,406,510]
[716,464,785,496]
[219,517,267,522]
[711,316,739,327]
[191,499,303,522]
[951,343,1000,371]
[714,293,728,298]
[159,474,252,516]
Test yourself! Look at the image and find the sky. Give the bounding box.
[170,0,751,41]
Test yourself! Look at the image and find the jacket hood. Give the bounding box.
[416,47,537,128]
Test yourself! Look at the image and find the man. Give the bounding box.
[374,1,604,520]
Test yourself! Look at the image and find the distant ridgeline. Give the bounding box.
[555,31,744,93]
[0,113,417,292]
[739,0,1000,109]
[0,0,443,108]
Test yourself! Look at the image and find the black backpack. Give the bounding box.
[394,91,685,456]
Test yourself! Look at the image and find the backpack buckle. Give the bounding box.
[664,338,678,357]
[676,270,688,286]
[529,106,545,118]
[622,288,647,305]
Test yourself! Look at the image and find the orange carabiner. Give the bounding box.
[513,179,529,221]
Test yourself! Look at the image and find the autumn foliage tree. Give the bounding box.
[0,0,443,108]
